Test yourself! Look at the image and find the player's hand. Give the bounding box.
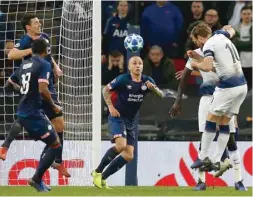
[187,50,202,61]
[191,61,199,70]
[145,80,156,90]
[169,102,181,118]
[175,70,184,80]
[108,105,120,117]
[53,104,62,114]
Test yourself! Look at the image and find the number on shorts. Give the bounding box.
[20,72,31,94]
[226,43,240,63]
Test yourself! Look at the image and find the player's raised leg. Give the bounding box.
[19,116,62,192]
[0,119,22,160]
[39,109,69,177]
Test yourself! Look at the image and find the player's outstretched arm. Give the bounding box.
[169,67,192,118]
[145,80,164,98]
[8,48,32,60]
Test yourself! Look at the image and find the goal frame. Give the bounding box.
[92,0,101,169]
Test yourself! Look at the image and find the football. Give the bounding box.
[124,33,144,53]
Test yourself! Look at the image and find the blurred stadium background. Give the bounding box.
[0,0,251,189]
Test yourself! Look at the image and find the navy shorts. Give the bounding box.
[19,116,57,145]
[42,98,63,120]
[108,115,137,147]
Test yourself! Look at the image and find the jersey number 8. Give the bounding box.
[20,73,31,94]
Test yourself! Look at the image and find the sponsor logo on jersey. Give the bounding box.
[127,85,132,89]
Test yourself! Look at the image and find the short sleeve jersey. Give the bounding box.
[10,56,51,118]
[107,74,155,118]
[14,33,57,98]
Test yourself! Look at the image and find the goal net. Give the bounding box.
[0,0,101,186]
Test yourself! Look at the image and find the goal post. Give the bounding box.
[0,0,101,186]
[92,0,102,169]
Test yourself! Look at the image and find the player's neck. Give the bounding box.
[131,73,141,82]
[27,32,40,40]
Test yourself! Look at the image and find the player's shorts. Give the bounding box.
[42,98,63,120]
[209,84,247,118]
[19,116,57,145]
[108,114,137,147]
[198,95,235,133]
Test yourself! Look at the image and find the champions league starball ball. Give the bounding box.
[124,33,144,53]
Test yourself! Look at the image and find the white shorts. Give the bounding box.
[209,84,247,118]
[198,95,236,133]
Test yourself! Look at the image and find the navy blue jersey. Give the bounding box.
[103,15,129,54]
[107,74,155,118]
[14,33,57,99]
[10,56,51,118]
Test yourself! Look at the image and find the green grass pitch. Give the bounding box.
[0,186,252,196]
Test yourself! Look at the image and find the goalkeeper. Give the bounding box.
[91,56,164,189]
[0,14,70,177]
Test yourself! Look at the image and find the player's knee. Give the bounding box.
[115,143,127,153]
[218,115,232,125]
[126,152,134,161]
[206,113,219,122]
[122,151,134,161]
[227,133,237,151]
[49,139,62,149]
[114,137,127,152]
[52,117,65,132]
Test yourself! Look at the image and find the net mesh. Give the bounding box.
[0,0,93,186]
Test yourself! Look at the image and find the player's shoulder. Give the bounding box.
[106,16,116,24]
[40,32,49,39]
[117,73,131,81]
[15,35,31,47]
[32,56,50,67]
[142,75,154,83]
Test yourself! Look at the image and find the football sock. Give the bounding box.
[198,169,206,183]
[229,149,242,182]
[54,132,64,164]
[40,145,49,160]
[221,148,229,162]
[2,119,22,148]
[96,146,119,173]
[102,155,128,180]
[33,145,62,183]
[58,132,64,147]
[212,125,230,163]
[199,121,216,160]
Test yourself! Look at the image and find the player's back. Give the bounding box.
[203,34,246,88]
[16,56,51,118]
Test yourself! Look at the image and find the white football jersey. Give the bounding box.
[203,34,246,88]
[185,48,219,95]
